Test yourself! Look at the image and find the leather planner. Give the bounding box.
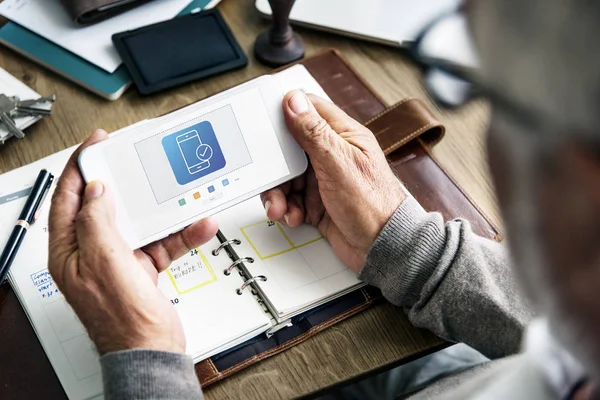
[0,49,501,398]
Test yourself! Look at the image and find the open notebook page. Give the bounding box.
[216,196,363,320]
[0,148,105,400]
[156,235,271,362]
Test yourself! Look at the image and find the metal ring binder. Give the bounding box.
[236,275,267,295]
[212,239,242,256]
[224,257,254,276]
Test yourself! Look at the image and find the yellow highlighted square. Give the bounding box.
[240,220,323,259]
[166,250,217,294]
[193,192,201,200]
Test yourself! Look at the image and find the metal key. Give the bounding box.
[14,95,55,117]
[0,94,17,114]
[14,105,52,117]
[0,112,24,139]
[0,93,55,143]
[0,94,24,139]
[17,95,56,107]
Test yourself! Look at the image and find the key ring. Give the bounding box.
[223,257,254,276]
[236,275,267,295]
[212,239,242,256]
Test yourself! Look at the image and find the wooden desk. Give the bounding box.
[0,0,497,398]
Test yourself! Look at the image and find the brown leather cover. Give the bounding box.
[302,50,500,241]
[0,49,500,398]
[367,100,500,240]
[61,0,155,25]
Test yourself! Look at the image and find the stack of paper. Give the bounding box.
[0,0,220,99]
[0,0,196,73]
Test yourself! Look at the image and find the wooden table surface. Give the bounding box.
[0,0,497,398]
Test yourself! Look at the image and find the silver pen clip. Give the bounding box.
[33,176,54,223]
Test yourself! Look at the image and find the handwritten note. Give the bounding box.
[30,268,62,304]
[29,268,100,382]
[167,250,217,294]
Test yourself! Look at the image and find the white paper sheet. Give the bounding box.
[217,196,363,319]
[0,0,192,73]
[256,0,461,46]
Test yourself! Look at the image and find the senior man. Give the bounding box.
[48,0,600,398]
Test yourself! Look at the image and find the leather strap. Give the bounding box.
[361,99,501,241]
[365,98,445,155]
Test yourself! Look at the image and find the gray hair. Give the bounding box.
[470,0,600,381]
[472,0,600,137]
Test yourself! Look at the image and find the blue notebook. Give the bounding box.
[0,0,215,101]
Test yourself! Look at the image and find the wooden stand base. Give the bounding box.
[253,0,305,67]
[254,29,305,67]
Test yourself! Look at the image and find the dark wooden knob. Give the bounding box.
[254,0,305,67]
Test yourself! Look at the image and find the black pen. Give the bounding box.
[0,169,54,283]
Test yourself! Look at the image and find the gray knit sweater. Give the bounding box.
[99,196,534,399]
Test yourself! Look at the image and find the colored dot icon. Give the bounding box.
[193,192,201,200]
[222,179,229,187]
[178,198,186,206]
[208,185,215,193]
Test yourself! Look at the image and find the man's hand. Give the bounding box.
[48,130,219,355]
[261,91,406,272]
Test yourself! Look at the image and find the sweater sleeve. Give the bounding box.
[359,196,534,359]
[100,350,204,399]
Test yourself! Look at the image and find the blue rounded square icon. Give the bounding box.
[162,121,226,186]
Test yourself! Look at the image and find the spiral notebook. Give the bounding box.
[155,194,365,364]
[0,64,362,400]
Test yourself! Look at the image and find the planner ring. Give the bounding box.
[212,239,242,256]
[223,257,254,276]
[236,275,267,295]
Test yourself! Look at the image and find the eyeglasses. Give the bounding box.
[409,9,481,108]
[409,8,544,131]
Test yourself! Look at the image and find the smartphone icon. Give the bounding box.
[176,130,213,174]
[162,121,226,186]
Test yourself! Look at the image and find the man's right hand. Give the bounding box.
[261,91,406,272]
[48,130,219,356]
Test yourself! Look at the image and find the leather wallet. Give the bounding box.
[0,49,501,398]
[61,0,155,25]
